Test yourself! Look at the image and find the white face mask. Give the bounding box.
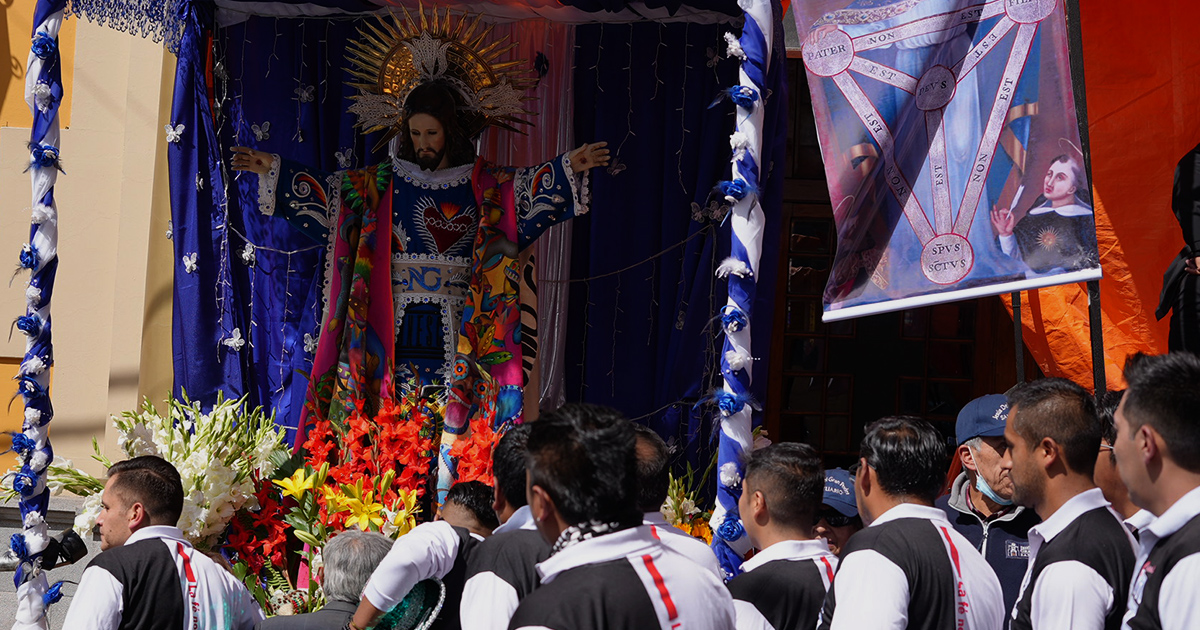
[971,451,1013,506]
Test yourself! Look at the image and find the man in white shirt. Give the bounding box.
[727,443,836,630]
[458,424,550,630]
[509,403,735,630]
[633,423,721,577]
[62,456,263,630]
[1002,379,1136,630]
[1113,352,1200,630]
[353,424,537,630]
[1094,389,1155,536]
[819,416,1004,630]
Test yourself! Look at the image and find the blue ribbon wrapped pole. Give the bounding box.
[14,2,66,628]
[709,0,776,580]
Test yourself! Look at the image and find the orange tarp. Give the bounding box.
[1002,0,1200,391]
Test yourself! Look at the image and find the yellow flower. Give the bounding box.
[320,484,345,510]
[273,468,316,499]
[390,489,420,536]
[344,490,385,531]
[687,520,713,545]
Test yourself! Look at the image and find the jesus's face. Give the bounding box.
[409,113,449,171]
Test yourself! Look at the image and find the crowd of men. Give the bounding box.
[59,351,1200,630]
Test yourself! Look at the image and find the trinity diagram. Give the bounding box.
[802,0,1092,301]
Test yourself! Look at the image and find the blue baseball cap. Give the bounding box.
[822,468,858,518]
[955,394,1010,445]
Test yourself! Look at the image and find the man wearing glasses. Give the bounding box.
[814,467,863,557]
[936,394,1041,625]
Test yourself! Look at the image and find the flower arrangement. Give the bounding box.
[7,380,509,618]
[661,463,714,545]
[10,393,286,550]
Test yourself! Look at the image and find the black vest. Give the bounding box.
[1126,513,1200,630]
[1010,507,1134,630]
[430,526,484,630]
[508,558,661,630]
[88,539,185,630]
[466,528,551,601]
[819,518,959,630]
[729,558,830,630]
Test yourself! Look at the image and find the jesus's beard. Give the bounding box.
[415,146,447,171]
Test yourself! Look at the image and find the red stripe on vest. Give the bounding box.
[178,543,197,582]
[939,526,963,575]
[641,554,679,621]
[820,555,836,582]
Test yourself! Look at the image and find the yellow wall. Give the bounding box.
[0,12,174,480]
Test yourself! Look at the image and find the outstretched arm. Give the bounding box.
[229,146,336,243]
[231,146,272,175]
[567,142,610,173]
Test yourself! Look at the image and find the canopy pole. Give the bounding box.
[13,2,67,629]
[1063,0,1106,393]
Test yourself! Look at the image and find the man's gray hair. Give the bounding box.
[322,529,393,603]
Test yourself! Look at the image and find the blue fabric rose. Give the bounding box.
[729,86,759,109]
[17,375,48,401]
[716,391,746,416]
[717,514,745,542]
[31,33,56,60]
[721,306,747,333]
[19,244,38,270]
[12,472,39,497]
[717,178,751,201]
[15,315,42,337]
[44,581,65,607]
[8,433,36,456]
[29,142,62,170]
[10,533,28,559]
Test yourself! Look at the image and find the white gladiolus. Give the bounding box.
[74,493,103,537]
[33,393,286,549]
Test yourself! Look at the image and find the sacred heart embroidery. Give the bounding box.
[415,196,476,256]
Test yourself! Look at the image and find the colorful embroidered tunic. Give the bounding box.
[258,153,585,468]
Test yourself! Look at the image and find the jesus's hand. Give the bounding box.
[568,142,610,173]
[230,146,272,175]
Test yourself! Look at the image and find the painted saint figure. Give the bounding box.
[990,154,1099,275]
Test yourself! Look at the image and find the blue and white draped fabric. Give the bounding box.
[67,0,189,54]
[14,2,67,629]
[709,0,773,580]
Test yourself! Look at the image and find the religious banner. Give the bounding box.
[794,0,1101,321]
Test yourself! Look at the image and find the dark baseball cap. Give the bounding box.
[822,468,857,518]
[955,394,1010,445]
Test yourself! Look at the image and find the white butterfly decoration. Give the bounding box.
[335,148,353,170]
[241,243,256,266]
[165,123,185,144]
[252,122,271,141]
[294,85,315,103]
[195,173,204,191]
[182,252,198,273]
[166,220,173,241]
[222,328,245,352]
[303,332,319,354]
